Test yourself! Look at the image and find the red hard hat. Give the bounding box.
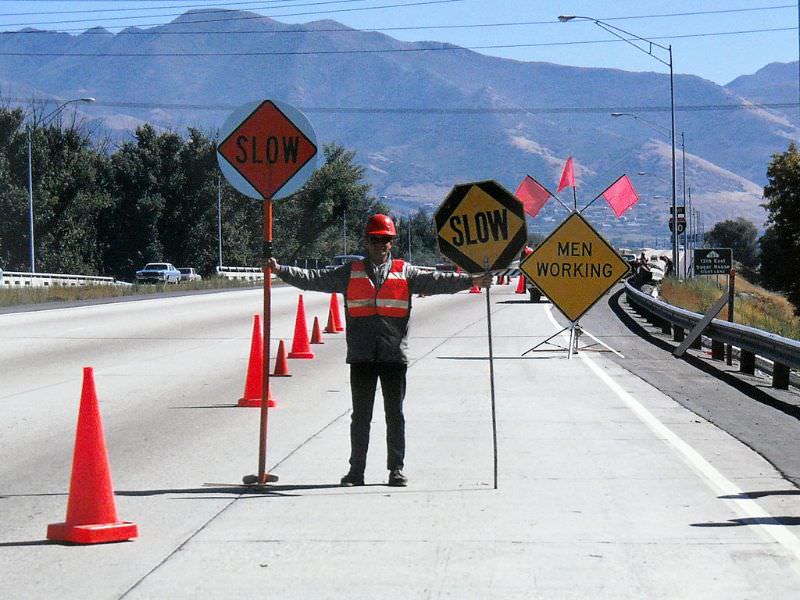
[365,214,397,237]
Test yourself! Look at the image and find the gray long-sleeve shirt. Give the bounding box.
[276,257,474,364]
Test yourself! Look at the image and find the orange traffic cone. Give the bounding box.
[272,339,291,377]
[288,294,315,359]
[324,306,338,334]
[310,316,324,344]
[239,314,276,407]
[329,293,344,332]
[469,284,481,294]
[515,275,526,294]
[47,368,138,544]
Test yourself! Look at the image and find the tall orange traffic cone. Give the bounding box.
[47,367,138,544]
[272,340,291,377]
[288,294,315,359]
[515,275,526,294]
[329,293,344,332]
[239,314,276,407]
[324,306,338,334]
[310,316,324,344]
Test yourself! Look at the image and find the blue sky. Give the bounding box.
[0,0,797,85]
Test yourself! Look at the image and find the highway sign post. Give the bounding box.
[435,180,527,489]
[217,100,318,486]
[669,206,686,234]
[520,212,630,358]
[693,248,732,276]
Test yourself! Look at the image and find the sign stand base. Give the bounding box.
[571,324,624,358]
[521,322,623,359]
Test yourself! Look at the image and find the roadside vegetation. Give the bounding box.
[0,277,260,308]
[5,107,800,325]
[660,274,799,340]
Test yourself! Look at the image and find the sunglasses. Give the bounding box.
[368,236,394,244]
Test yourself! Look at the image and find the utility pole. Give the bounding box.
[217,174,223,268]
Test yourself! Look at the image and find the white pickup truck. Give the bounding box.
[135,263,181,284]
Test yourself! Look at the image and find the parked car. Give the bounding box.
[135,262,181,284]
[622,253,638,270]
[325,254,365,269]
[177,267,202,282]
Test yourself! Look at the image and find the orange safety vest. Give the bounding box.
[346,259,410,318]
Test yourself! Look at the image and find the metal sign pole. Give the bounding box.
[483,261,499,490]
[567,323,576,359]
[218,99,317,487]
[257,198,276,484]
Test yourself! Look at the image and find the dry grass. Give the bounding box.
[0,277,260,307]
[660,275,800,340]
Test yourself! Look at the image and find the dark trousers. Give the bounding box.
[348,362,407,474]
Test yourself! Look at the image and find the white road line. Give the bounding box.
[544,305,800,566]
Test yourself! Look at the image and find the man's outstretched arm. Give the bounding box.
[268,258,349,294]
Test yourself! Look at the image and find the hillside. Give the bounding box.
[0,9,795,245]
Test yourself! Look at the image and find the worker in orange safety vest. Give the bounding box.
[269,214,491,487]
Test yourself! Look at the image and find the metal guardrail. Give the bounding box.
[215,266,269,281]
[0,270,122,288]
[624,281,800,389]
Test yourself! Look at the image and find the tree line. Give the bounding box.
[0,106,445,279]
[2,104,800,314]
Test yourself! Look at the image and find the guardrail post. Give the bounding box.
[673,326,684,342]
[690,334,702,350]
[661,320,672,335]
[740,350,755,375]
[773,363,790,390]
[711,339,725,360]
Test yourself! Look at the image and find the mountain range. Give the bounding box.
[1,9,797,247]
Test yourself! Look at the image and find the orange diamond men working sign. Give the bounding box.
[520,212,629,322]
[217,100,317,200]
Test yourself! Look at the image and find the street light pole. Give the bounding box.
[560,15,678,277]
[669,47,678,278]
[611,112,670,136]
[681,132,687,277]
[26,97,95,273]
[611,112,687,277]
[27,127,34,273]
[407,214,412,263]
[217,174,223,268]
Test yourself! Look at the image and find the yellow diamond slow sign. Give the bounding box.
[435,180,527,273]
[520,212,630,322]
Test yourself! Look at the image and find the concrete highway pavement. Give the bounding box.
[575,285,800,488]
[1,283,800,598]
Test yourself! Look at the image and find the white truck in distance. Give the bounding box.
[135,263,181,284]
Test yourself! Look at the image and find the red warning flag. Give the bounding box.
[600,174,639,218]
[515,175,552,218]
[556,156,575,193]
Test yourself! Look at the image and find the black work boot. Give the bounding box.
[388,469,408,487]
[340,471,365,487]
